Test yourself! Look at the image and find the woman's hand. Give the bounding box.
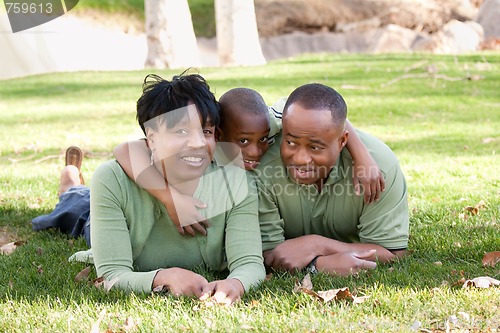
[199,278,244,306]
[153,268,208,297]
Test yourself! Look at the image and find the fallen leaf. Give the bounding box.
[462,276,500,288]
[36,247,43,256]
[293,273,313,292]
[92,276,119,292]
[241,324,254,330]
[433,261,442,266]
[482,251,500,267]
[264,273,273,281]
[32,262,43,274]
[123,316,138,331]
[464,206,479,216]
[152,284,167,293]
[352,295,370,304]
[317,287,352,302]
[75,266,92,283]
[249,300,261,307]
[481,137,495,144]
[0,241,25,255]
[90,309,106,333]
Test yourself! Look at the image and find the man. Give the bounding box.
[255,83,409,276]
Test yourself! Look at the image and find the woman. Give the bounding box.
[90,72,265,305]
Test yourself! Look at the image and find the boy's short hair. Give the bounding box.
[218,88,268,128]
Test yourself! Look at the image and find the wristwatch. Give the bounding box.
[306,256,320,274]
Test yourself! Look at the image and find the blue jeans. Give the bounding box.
[31,185,91,246]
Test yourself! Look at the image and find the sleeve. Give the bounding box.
[90,162,158,293]
[357,161,409,250]
[254,174,286,251]
[224,173,266,290]
[267,97,286,141]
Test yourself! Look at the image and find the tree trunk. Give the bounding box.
[215,0,266,66]
[144,0,201,69]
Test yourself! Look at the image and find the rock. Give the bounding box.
[475,0,500,38]
[413,20,484,53]
[369,24,422,53]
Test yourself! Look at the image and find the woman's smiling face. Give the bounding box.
[147,103,216,185]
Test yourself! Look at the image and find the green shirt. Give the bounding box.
[90,160,265,293]
[255,130,409,251]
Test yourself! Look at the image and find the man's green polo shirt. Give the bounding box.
[254,130,409,252]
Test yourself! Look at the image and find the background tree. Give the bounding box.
[144,0,201,69]
[215,0,266,66]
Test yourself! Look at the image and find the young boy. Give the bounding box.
[113,87,385,235]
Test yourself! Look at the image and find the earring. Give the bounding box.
[150,149,154,166]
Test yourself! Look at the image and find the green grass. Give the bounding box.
[1,53,499,332]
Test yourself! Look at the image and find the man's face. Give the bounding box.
[280,102,347,186]
[148,104,216,186]
[218,109,270,170]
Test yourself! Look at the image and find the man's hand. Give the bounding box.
[165,187,210,237]
[352,154,385,204]
[200,278,244,306]
[263,235,320,271]
[316,250,377,276]
[153,268,208,297]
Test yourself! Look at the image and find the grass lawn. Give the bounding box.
[0,53,499,332]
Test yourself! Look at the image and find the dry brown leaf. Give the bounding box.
[264,273,273,281]
[293,274,365,304]
[475,200,487,210]
[482,251,500,267]
[350,293,370,304]
[462,276,500,289]
[317,287,352,302]
[152,284,167,293]
[0,240,25,255]
[92,276,119,292]
[464,206,479,216]
[249,300,261,307]
[90,309,107,333]
[75,266,92,283]
[123,316,138,331]
[293,273,314,292]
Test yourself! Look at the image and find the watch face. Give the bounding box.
[306,256,319,274]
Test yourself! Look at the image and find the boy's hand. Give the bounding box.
[352,154,385,204]
[165,188,210,237]
[200,279,244,306]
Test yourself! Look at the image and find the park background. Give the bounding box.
[0,0,499,332]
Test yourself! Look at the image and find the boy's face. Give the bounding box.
[218,110,270,170]
[148,104,216,185]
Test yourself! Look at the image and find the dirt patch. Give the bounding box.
[255,0,484,37]
[0,227,18,247]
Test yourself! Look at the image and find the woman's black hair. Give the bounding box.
[136,69,220,135]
